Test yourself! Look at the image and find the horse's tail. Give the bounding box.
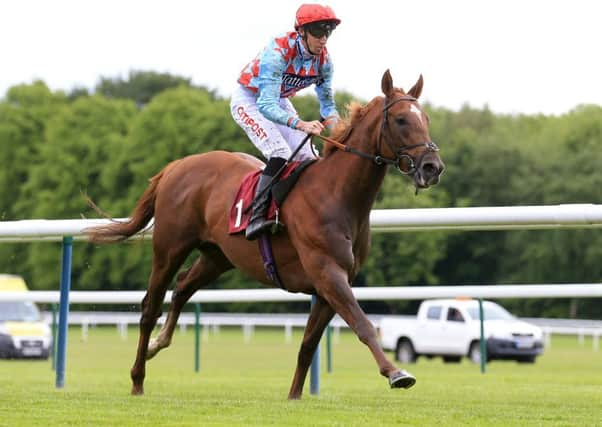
[85,161,179,244]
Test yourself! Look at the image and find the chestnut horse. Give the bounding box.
[86,70,444,399]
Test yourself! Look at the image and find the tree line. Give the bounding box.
[1,71,601,318]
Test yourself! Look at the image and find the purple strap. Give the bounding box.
[258,234,285,289]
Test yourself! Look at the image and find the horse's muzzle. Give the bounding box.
[415,155,445,188]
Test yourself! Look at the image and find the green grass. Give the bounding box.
[0,326,601,426]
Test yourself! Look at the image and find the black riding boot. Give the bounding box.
[245,157,286,240]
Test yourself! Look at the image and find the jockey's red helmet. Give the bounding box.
[294,4,341,29]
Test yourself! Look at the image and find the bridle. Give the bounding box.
[379,96,440,174]
[316,95,439,175]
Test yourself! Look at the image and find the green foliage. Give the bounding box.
[96,70,197,105]
[124,86,243,183]
[1,73,601,318]
[0,82,68,283]
[15,94,137,290]
[0,82,67,219]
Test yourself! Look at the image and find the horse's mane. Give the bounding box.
[323,98,381,157]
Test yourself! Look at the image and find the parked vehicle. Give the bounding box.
[379,298,544,364]
[0,275,52,359]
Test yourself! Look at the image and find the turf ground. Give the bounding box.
[0,325,600,426]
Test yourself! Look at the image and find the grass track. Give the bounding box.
[0,326,600,426]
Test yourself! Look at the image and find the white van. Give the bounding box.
[0,274,52,359]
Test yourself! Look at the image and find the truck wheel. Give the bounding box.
[468,342,483,364]
[517,355,536,363]
[396,340,416,364]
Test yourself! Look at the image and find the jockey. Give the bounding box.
[230,3,341,240]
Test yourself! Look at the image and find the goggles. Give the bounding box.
[305,21,336,39]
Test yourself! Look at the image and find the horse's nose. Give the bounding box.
[420,158,445,185]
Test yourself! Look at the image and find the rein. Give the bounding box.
[315,95,439,175]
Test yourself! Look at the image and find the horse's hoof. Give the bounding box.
[131,385,144,395]
[389,370,416,389]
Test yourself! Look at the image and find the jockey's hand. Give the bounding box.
[296,120,325,135]
[321,115,339,130]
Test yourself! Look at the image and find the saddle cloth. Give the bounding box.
[228,160,315,234]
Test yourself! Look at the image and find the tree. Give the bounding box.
[499,105,602,317]
[0,82,67,286]
[16,95,137,290]
[95,70,200,106]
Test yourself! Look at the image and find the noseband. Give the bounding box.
[315,95,439,175]
[377,95,440,175]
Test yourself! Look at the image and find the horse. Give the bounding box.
[85,70,445,399]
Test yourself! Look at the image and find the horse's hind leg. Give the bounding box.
[147,245,233,359]
[288,295,335,400]
[130,242,193,395]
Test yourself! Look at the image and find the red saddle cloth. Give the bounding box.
[228,162,302,234]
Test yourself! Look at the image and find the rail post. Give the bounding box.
[478,298,487,374]
[326,324,332,373]
[310,295,320,395]
[195,303,201,372]
[56,236,73,388]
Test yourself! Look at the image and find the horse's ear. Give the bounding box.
[408,74,424,99]
[381,69,394,97]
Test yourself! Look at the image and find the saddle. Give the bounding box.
[228,159,316,235]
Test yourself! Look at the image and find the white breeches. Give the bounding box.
[230,85,317,161]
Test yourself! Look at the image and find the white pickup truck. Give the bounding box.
[379,299,544,364]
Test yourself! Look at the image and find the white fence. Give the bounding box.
[2,203,602,242]
[8,285,602,352]
[3,284,602,304]
[45,311,602,351]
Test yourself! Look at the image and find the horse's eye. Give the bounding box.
[395,117,407,126]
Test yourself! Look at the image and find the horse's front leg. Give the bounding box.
[288,294,335,400]
[312,262,416,389]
